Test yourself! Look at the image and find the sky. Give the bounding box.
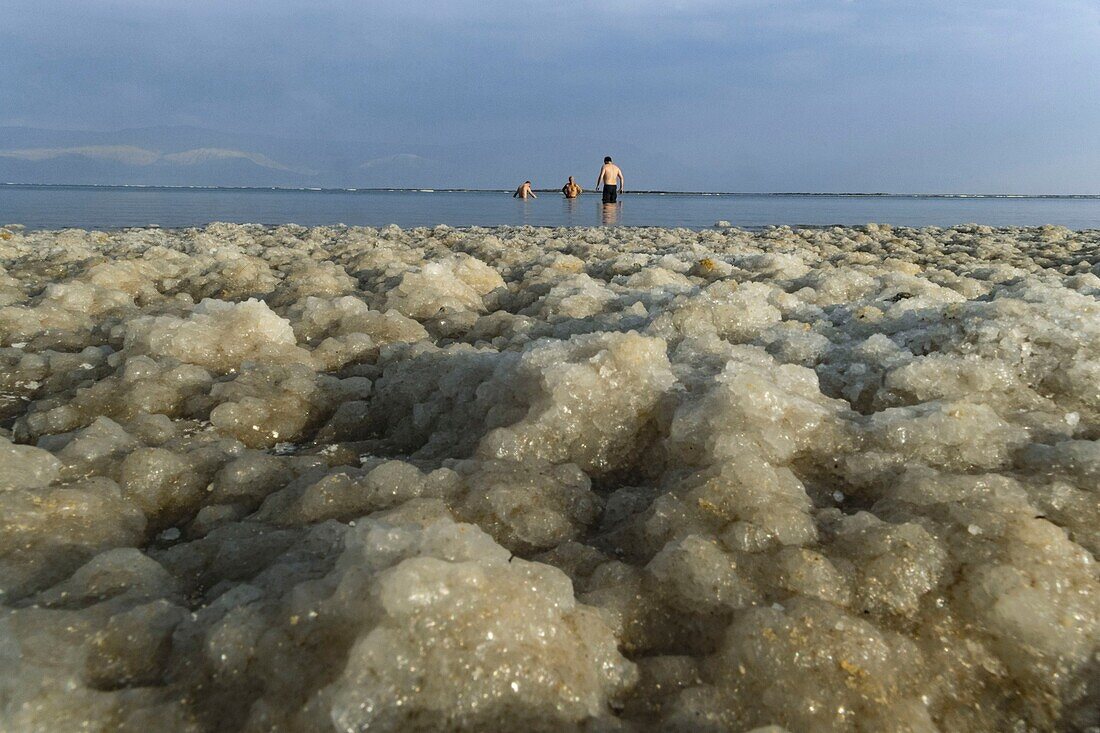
[2,0,1100,192]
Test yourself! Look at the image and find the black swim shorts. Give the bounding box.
[602,185,618,204]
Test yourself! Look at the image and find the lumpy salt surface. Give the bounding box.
[1,222,1097,732]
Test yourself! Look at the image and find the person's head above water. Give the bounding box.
[604,156,612,163]
[525,181,531,185]
[568,176,575,183]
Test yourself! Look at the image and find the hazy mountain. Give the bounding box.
[0,126,709,190]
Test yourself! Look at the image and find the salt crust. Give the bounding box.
[0,222,1097,731]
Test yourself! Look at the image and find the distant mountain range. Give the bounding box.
[0,126,705,190]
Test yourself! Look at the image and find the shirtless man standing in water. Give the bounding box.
[561,176,582,199]
[513,181,536,199]
[596,156,624,203]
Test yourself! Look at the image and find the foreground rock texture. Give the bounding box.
[0,222,1098,732]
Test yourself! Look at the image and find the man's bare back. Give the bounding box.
[599,163,622,187]
[596,157,624,203]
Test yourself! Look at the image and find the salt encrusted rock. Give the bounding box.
[0,223,1097,731]
[319,519,636,732]
[123,298,311,373]
[384,253,504,319]
[0,437,61,490]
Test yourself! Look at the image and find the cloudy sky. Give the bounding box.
[2,0,1099,192]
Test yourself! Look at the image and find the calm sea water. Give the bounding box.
[2,184,1099,230]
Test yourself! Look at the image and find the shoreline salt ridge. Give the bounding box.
[0,222,1097,732]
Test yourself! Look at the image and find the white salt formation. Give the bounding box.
[0,221,1098,732]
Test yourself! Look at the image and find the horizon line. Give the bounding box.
[3,182,1100,199]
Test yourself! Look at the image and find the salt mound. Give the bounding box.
[1,223,1098,732]
[322,519,636,732]
[385,254,504,319]
[123,298,311,373]
[478,331,676,472]
[0,437,61,489]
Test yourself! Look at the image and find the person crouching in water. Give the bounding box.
[561,176,582,199]
[513,181,536,199]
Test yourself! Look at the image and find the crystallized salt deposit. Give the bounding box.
[0,222,1098,731]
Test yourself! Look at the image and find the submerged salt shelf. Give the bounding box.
[0,222,1097,732]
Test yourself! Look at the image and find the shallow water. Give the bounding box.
[3,184,1100,229]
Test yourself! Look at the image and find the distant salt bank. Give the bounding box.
[1,223,1098,731]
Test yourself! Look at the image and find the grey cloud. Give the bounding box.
[1,0,1098,191]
